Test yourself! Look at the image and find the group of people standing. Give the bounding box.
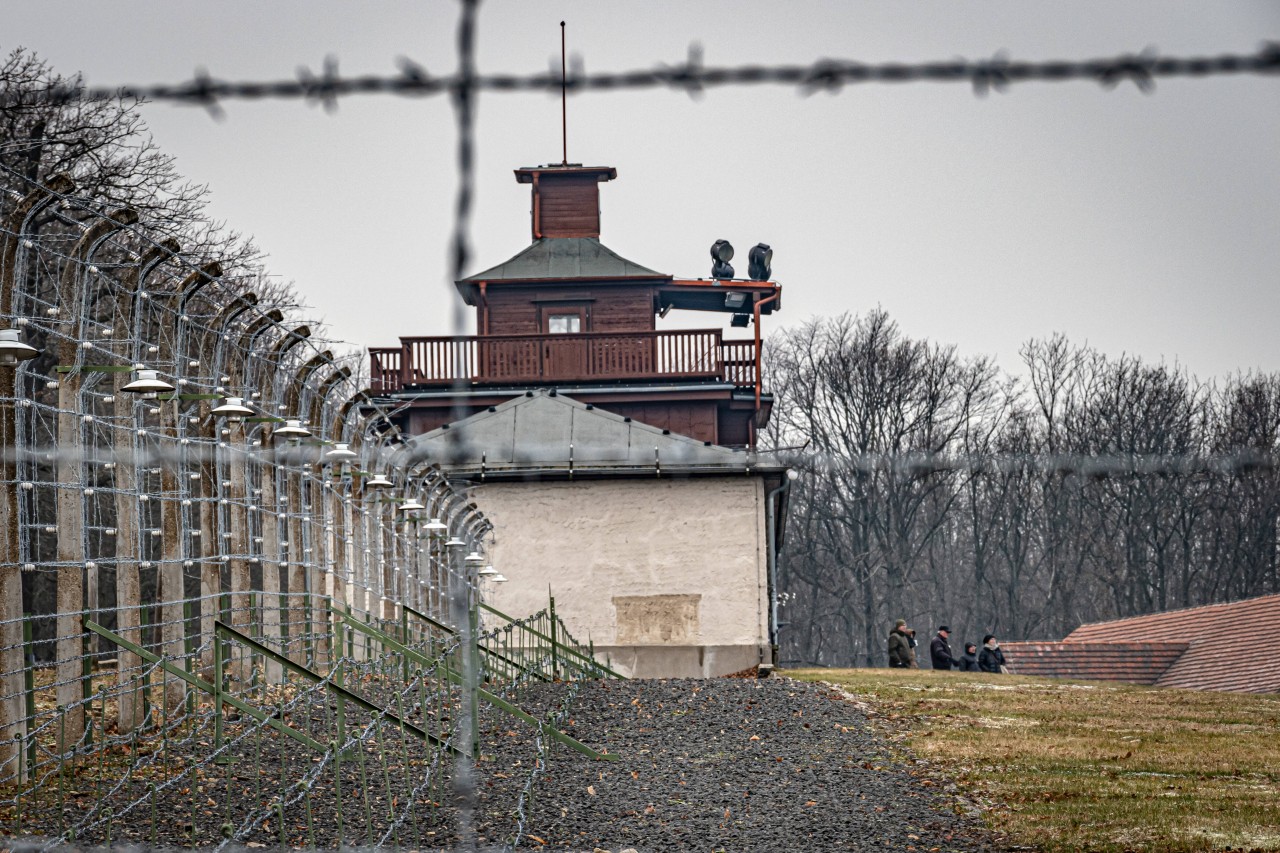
[887,620,1008,673]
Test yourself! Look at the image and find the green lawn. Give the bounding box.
[786,668,1280,853]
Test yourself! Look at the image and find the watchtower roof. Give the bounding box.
[457,237,667,302]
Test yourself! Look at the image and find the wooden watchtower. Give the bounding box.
[368,163,781,447]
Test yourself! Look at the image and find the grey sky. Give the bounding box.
[8,1,1280,381]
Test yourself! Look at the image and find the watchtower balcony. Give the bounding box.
[369,328,760,395]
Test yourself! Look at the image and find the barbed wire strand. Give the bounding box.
[3,44,1279,113]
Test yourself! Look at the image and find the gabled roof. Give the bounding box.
[460,237,667,283]
[1065,592,1280,694]
[1002,641,1189,685]
[1003,592,1280,694]
[404,389,778,477]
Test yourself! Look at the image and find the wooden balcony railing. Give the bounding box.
[370,329,760,395]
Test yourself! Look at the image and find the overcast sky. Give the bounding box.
[9,1,1280,381]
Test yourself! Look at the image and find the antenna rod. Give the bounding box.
[560,20,568,166]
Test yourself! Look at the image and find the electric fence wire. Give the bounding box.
[0,168,594,848]
[218,649,460,851]
[41,645,336,851]
[2,43,1278,113]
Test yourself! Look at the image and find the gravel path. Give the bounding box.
[500,677,1000,852]
[5,676,1001,851]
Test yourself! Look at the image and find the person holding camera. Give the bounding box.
[887,619,918,668]
[930,625,960,670]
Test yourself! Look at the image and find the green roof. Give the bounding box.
[460,237,667,283]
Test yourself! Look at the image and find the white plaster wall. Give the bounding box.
[474,477,769,671]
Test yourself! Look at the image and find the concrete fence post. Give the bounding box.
[279,350,328,664]
[0,174,75,777]
[224,309,283,682]
[255,326,311,680]
[198,293,260,675]
[54,207,138,750]
[160,260,222,704]
[310,367,350,665]
[112,238,179,730]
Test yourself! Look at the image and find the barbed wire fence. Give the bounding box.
[0,160,619,849]
[3,42,1278,112]
[3,0,1280,846]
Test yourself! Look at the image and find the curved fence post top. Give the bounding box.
[310,365,352,433]
[284,347,330,415]
[127,237,182,292]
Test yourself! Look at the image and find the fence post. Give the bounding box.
[198,293,258,677]
[258,325,312,674]
[309,366,350,666]
[169,262,221,682]
[55,208,139,751]
[114,240,183,725]
[0,175,74,776]
[281,351,329,666]
[21,617,35,780]
[549,592,560,681]
[227,310,283,684]
[213,625,225,763]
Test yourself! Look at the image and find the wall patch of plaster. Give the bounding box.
[613,594,701,644]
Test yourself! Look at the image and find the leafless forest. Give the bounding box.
[765,311,1280,666]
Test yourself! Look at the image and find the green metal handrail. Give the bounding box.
[331,607,616,762]
[479,601,627,680]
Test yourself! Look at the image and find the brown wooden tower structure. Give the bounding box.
[368,163,781,446]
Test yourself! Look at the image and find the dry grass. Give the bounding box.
[786,668,1280,853]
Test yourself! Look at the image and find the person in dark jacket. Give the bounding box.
[930,625,959,671]
[978,633,1007,673]
[959,642,980,671]
[887,619,917,668]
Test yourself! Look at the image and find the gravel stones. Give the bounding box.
[7,677,999,851]
[504,677,999,852]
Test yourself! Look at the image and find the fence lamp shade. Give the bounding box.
[211,396,254,422]
[477,564,498,578]
[324,442,358,463]
[121,368,175,399]
[424,517,448,534]
[490,573,508,583]
[399,498,425,513]
[365,472,394,489]
[464,551,485,568]
[273,418,311,440]
[0,328,40,367]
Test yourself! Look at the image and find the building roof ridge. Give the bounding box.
[1067,591,1280,637]
[459,236,668,284]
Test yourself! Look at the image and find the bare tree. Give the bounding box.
[766,317,1280,666]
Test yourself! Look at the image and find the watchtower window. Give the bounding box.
[548,314,581,334]
[544,308,586,334]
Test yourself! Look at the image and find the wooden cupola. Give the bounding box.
[516,164,617,239]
